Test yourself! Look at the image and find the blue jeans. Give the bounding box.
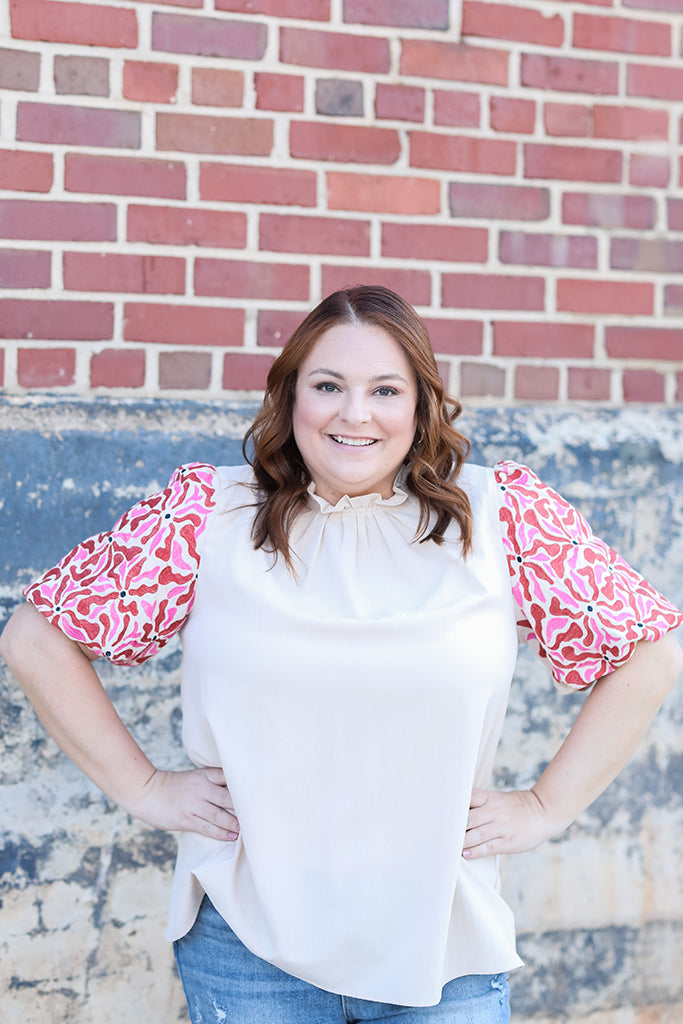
[174,897,511,1024]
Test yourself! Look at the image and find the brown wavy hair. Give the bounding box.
[243,286,473,569]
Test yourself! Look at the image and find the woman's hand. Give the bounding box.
[462,787,564,860]
[132,766,240,842]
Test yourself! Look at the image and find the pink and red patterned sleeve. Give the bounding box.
[495,460,683,691]
[23,463,218,666]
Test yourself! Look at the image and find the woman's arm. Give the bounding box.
[463,630,683,859]
[0,601,239,842]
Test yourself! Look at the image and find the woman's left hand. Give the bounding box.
[462,787,564,860]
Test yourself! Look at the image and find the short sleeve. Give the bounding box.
[495,460,683,692]
[23,463,218,666]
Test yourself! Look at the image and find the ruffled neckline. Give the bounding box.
[306,468,410,514]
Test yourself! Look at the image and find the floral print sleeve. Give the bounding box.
[495,460,683,691]
[23,463,217,666]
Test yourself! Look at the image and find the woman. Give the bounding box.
[1,286,681,1024]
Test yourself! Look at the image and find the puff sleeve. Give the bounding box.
[23,463,217,666]
[495,460,683,692]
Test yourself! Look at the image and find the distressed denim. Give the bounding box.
[174,897,511,1024]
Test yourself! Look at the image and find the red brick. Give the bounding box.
[449,182,550,221]
[664,285,683,313]
[0,299,113,339]
[257,310,306,348]
[668,199,683,230]
[195,258,309,301]
[127,204,246,248]
[400,39,508,85]
[255,73,304,113]
[493,321,594,358]
[0,47,40,90]
[593,104,668,140]
[573,12,671,55]
[521,54,618,94]
[433,91,480,128]
[223,352,274,390]
[460,362,505,398]
[422,319,483,356]
[321,266,431,306]
[0,150,53,192]
[525,144,622,183]
[442,274,544,311]
[411,132,515,175]
[490,96,535,134]
[54,56,109,97]
[192,68,243,107]
[557,278,653,315]
[562,191,654,229]
[606,326,683,360]
[628,63,683,99]
[10,0,137,48]
[343,0,448,27]
[629,154,669,187]
[17,102,140,149]
[515,365,559,401]
[623,0,683,9]
[124,303,244,345]
[544,102,592,137]
[375,84,425,123]
[0,250,51,288]
[17,348,75,387]
[463,1,563,46]
[0,200,116,241]
[280,27,390,73]
[568,367,611,401]
[157,113,273,156]
[200,163,316,206]
[382,223,487,262]
[290,122,400,165]
[64,252,185,294]
[152,12,266,59]
[123,61,178,104]
[65,154,185,199]
[612,237,683,271]
[261,214,370,257]
[159,351,211,390]
[499,231,598,269]
[623,368,665,402]
[216,0,330,17]
[328,173,439,215]
[91,349,145,388]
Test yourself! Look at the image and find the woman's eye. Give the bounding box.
[374,386,398,397]
[315,382,340,393]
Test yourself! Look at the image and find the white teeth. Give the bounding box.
[331,435,376,446]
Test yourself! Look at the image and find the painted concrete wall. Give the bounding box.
[1,396,682,1024]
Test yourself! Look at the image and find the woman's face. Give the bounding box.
[292,322,418,506]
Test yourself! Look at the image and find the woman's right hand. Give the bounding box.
[130,766,240,841]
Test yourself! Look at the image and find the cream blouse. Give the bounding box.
[25,460,682,1006]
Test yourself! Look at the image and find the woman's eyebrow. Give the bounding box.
[307,368,409,384]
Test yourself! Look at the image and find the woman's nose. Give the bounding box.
[340,390,371,424]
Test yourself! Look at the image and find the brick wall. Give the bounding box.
[1,0,682,404]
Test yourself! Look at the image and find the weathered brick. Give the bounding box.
[135,0,203,7]
[627,63,683,99]
[612,237,683,272]
[54,56,109,96]
[343,0,449,28]
[563,191,654,228]
[525,144,622,182]
[375,84,425,123]
[10,0,138,48]
[490,96,535,134]
[127,204,247,248]
[157,113,273,156]
[568,367,611,401]
[0,299,113,339]
[449,182,550,221]
[192,68,243,107]
[624,0,683,9]
[433,90,480,128]
[521,54,618,94]
[493,321,594,358]
[573,12,671,55]
[223,352,275,390]
[544,102,592,137]
[65,154,186,199]
[411,132,515,174]
[463,1,564,46]
[629,154,669,187]
[123,61,178,104]
[63,252,186,294]
[499,231,598,269]
[257,310,306,348]
[159,351,211,390]
[290,122,400,164]
[0,150,53,192]
[255,73,304,112]
[382,223,487,262]
[316,79,364,117]
[216,0,330,17]
[514,365,559,400]
[0,250,51,289]
[321,266,431,306]
[124,303,244,345]
[91,349,145,388]
[195,258,309,301]
[664,285,683,313]
[442,274,545,310]
[327,173,440,215]
[622,368,665,402]
[606,326,683,360]
[421,318,483,356]
[152,12,266,59]
[17,347,76,387]
[557,278,653,314]
[200,164,316,206]
[0,200,116,241]
[0,47,40,90]
[280,27,390,73]
[593,103,668,140]
[400,39,508,85]
[668,199,683,230]
[460,362,505,397]
[17,102,140,148]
